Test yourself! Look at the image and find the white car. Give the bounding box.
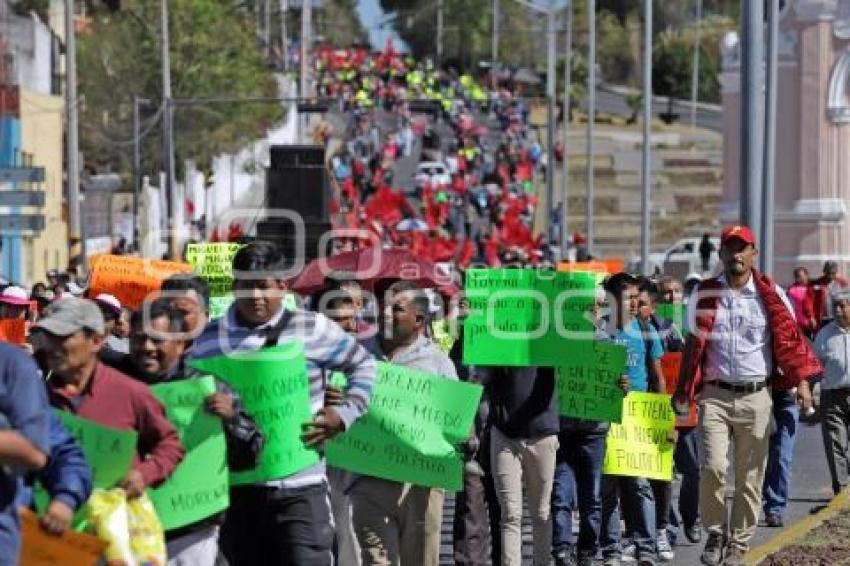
[415,161,452,189]
[626,235,721,278]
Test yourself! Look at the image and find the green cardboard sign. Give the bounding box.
[189,343,319,485]
[326,363,482,491]
[149,376,229,530]
[38,411,138,530]
[556,341,627,422]
[186,243,241,296]
[462,269,598,366]
[655,303,688,336]
[55,411,138,489]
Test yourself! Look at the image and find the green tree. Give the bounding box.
[77,0,282,176]
[652,16,735,103]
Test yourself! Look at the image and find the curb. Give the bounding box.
[746,489,850,565]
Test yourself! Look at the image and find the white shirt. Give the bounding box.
[814,321,850,390]
[686,273,794,383]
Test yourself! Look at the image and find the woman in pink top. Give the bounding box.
[788,266,817,339]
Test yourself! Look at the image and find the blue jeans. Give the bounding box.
[762,389,799,518]
[668,426,700,540]
[601,475,657,559]
[551,425,606,558]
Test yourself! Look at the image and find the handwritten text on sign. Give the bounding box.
[149,376,229,531]
[463,269,598,366]
[556,341,627,422]
[88,255,193,309]
[326,363,482,491]
[186,243,242,296]
[189,343,319,485]
[603,392,675,481]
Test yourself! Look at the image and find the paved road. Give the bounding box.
[438,419,832,564]
[592,86,723,133]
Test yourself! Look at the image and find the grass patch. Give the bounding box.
[762,509,850,565]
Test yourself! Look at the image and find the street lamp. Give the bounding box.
[511,0,561,247]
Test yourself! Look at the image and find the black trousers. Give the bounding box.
[220,483,333,566]
[453,467,490,566]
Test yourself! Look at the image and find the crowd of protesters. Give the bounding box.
[1,222,849,566]
[2,44,850,566]
[316,43,569,268]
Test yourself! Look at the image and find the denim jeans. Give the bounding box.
[762,389,799,518]
[600,475,657,559]
[551,425,606,558]
[668,426,700,540]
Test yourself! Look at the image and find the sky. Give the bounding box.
[355,0,407,51]
[354,0,571,52]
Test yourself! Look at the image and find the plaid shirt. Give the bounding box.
[189,305,376,489]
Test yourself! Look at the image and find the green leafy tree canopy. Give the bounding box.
[78,0,282,175]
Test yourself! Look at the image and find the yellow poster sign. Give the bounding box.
[603,392,675,481]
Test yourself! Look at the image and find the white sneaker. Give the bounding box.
[621,541,636,563]
[657,529,675,562]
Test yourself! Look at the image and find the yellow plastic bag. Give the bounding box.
[85,488,166,566]
[86,488,133,565]
[127,492,166,566]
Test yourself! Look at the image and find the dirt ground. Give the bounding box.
[762,508,850,565]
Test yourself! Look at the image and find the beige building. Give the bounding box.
[19,88,67,285]
[721,0,850,281]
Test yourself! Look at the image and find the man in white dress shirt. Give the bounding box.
[674,225,816,566]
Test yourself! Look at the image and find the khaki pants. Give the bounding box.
[699,383,773,551]
[349,476,444,566]
[490,427,558,566]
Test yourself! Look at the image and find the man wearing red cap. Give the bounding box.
[673,226,820,566]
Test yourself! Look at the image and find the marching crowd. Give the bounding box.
[1,222,850,566]
[317,43,559,267]
[3,42,850,566]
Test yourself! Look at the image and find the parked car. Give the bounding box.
[414,161,451,190]
[625,235,721,278]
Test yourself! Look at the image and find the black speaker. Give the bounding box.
[256,219,333,263]
[267,145,329,222]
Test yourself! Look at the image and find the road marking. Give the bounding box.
[747,488,850,565]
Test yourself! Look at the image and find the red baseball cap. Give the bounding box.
[720,225,756,247]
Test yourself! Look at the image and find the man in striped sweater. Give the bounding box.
[189,241,376,566]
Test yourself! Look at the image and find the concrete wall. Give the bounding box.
[19,88,67,286]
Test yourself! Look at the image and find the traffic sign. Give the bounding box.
[0,214,45,232]
[0,190,45,207]
[0,167,45,183]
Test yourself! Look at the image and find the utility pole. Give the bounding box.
[492,0,499,63]
[640,0,652,275]
[299,0,311,140]
[762,0,779,274]
[740,0,764,241]
[437,0,444,67]
[161,0,177,260]
[132,96,141,250]
[545,1,556,245]
[561,0,572,255]
[690,0,702,129]
[264,0,272,60]
[586,0,596,255]
[65,0,85,272]
[280,0,288,72]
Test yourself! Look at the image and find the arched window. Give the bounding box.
[828,48,850,123]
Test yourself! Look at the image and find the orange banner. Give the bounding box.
[661,352,698,428]
[88,255,193,309]
[557,258,624,275]
[19,508,106,566]
[0,318,26,345]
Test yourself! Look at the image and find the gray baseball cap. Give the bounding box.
[34,298,105,336]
